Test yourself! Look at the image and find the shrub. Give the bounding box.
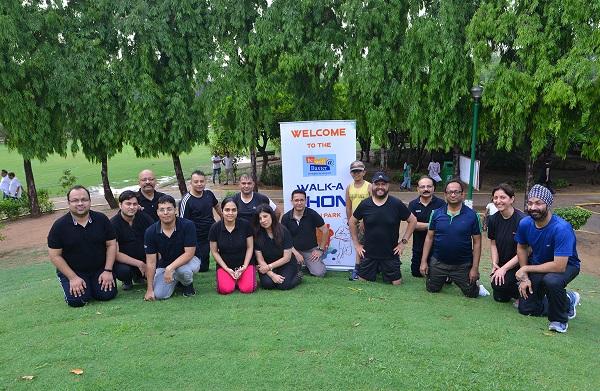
[553,178,570,189]
[260,164,282,187]
[58,169,77,191]
[0,189,54,219]
[554,207,593,230]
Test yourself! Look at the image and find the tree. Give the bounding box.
[468,0,600,205]
[0,0,68,216]
[118,0,212,196]
[62,1,124,208]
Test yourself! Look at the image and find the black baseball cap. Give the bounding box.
[372,172,390,183]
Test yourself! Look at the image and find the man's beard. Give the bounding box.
[528,207,548,221]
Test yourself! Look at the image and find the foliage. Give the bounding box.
[57,169,77,192]
[259,163,283,187]
[553,178,570,189]
[0,189,53,219]
[554,206,593,230]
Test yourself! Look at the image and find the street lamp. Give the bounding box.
[467,85,483,204]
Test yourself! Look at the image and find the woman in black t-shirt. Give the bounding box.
[209,197,255,294]
[488,184,526,303]
[253,204,301,290]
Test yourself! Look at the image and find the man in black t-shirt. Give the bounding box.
[137,169,166,222]
[281,189,329,277]
[47,185,118,307]
[232,174,278,223]
[179,170,222,272]
[111,190,154,290]
[349,172,417,284]
[408,176,446,277]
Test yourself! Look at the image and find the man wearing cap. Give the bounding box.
[408,175,445,277]
[137,169,166,222]
[420,179,482,297]
[515,184,581,333]
[349,172,417,285]
[345,160,371,280]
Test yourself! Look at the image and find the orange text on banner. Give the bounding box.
[291,128,346,138]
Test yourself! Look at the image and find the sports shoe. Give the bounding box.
[478,284,490,297]
[182,283,196,297]
[122,281,133,291]
[349,269,359,281]
[567,291,580,320]
[548,321,568,333]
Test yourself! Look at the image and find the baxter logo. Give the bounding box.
[303,154,336,177]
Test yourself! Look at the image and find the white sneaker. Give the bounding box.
[478,284,490,297]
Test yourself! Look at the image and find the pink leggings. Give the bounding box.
[216,265,256,294]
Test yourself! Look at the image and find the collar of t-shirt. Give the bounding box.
[71,213,93,226]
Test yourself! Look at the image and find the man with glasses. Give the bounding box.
[420,179,482,297]
[349,172,417,285]
[144,195,200,299]
[408,176,445,277]
[515,185,581,333]
[47,185,118,307]
[137,169,166,221]
[233,174,278,223]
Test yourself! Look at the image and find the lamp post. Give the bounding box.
[467,85,482,204]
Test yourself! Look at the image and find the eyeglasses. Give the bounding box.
[445,190,463,195]
[69,198,90,204]
[157,207,175,214]
[350,169,363,173]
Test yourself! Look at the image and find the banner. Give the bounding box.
[280,120,356,270]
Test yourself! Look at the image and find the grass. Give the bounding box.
[0,252,599,390]
[0,144,214,196]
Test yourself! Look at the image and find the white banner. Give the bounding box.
[280,120,356,270]
[459,155,480,190]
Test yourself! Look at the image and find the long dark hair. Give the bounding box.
[253,204,284,248]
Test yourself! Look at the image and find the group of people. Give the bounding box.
[47,161,582,333]
[210,152,236,185]
[1,169,22,199]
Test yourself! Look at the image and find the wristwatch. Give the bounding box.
[317,247,324,252]
[400,238,408,244]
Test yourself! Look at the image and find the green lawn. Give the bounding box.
[0,144,214,196]
[0,253,598,390]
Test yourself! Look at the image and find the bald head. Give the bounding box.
[138,169,157,195]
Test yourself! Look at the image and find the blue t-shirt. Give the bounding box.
[144,217,198,268]
[429,204,481,265]
[514,215,580,269]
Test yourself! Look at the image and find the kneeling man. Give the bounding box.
[144,195,200,300]
[48,185,117,307]
[515,185,581,333]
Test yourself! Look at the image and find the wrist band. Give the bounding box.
[104,268,113,272]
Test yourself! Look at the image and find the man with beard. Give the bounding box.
[349,172,417,285]
[144,195,200,299]
[111,190,154,290]
[515,185,581,333]
[408,176,445,277]
[420,179,482,297]
[179,170,223,272]
[232,174,278,223]
[48,185,118,307]
[137,169,166,222]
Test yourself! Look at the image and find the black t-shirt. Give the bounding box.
[144,217,197,268]
[208,219,253,269]
[47,210,116,273]
[179,190,218,239]
[408,195,446,253]
[233,192,271,223]
[488,209,526,267]
[137,189,167,222]
[353,196,411,260]
[280,207,325,251]
[254,226,293,264]
[110,211,154,262]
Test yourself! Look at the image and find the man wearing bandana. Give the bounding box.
[515,185,581,333]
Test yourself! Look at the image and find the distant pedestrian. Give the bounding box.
[0,169,10,198]
[222,152,236,185]
[400,162,412,191]
[211,153,222,184]
[428,160,442,183]
[8,172,22,199]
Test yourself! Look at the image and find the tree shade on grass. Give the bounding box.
[1,259,598,390]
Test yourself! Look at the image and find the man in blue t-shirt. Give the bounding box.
[515,185,581,333]
[420,179,481,297]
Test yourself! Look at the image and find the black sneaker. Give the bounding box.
[133,276,146,285]
[182,283,196,297]
[122,281,133,291]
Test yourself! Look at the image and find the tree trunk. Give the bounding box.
[23,159,41,217]
[101,156,118,209]
[453,145,460,178]
[171,152,187,197]
[250,146,258,192]
[358,136,371,162]
[524,146,535,210]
